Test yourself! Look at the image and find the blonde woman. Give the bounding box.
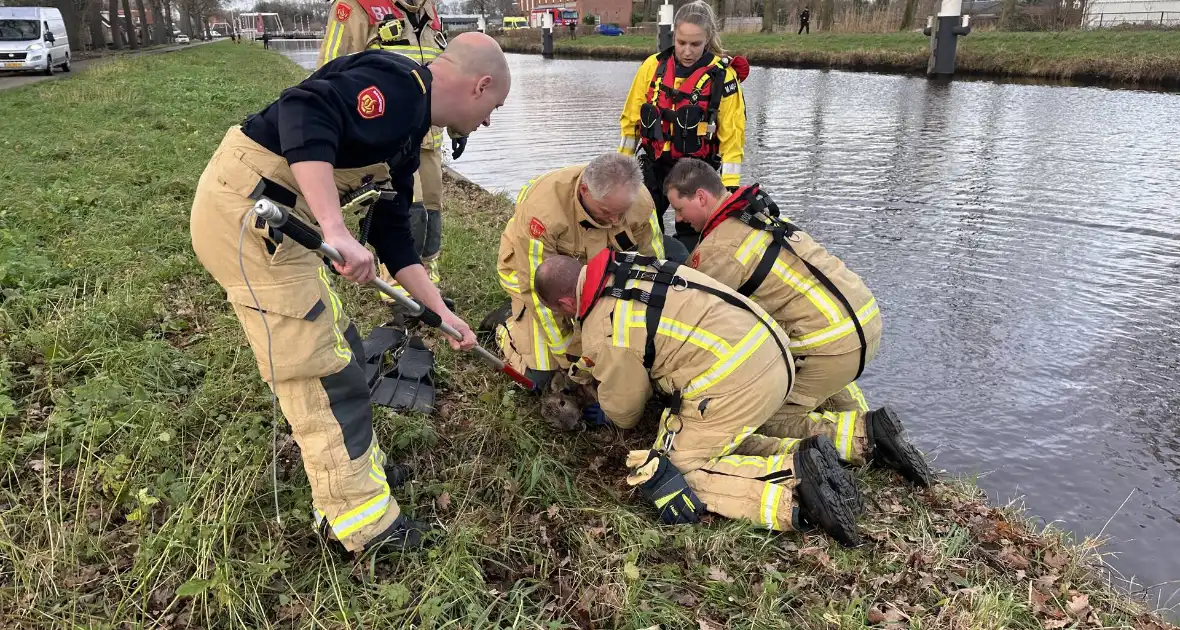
[619,0,747,249]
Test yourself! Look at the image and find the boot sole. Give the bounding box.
[795,446,862,547]
[808,436,865,516]
[872,407,932,488]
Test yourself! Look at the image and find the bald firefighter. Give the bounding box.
[190,35,510,556]
[663,159,931,487]
[317,0,462,304]
[489,153,689,393]
[534,251,862,545]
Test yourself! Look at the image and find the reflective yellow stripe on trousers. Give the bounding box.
[318,267,353,362]
[316,447,391,540]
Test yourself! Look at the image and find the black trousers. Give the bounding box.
[640,153,706,251]
[798,22,810,34]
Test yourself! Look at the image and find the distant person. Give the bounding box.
[569,21,576,39]
[618,0,746,251]
[262,30,270,49]
[799,7,811,34]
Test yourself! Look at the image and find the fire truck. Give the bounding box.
[529,6,579,27]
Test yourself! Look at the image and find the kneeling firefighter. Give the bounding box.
[189,37,509,557]
[663,158,931,487]
[484,153,688,396]
[533,251,864,546]
[317,0,466,307]
[618,0,746,251]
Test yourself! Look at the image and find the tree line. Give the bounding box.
[2,0,223,50]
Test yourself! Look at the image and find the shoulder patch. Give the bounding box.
[690,250,701,268]
[356,85,385,119]
[723,79,739,96]
[356,0,400,24]
[335,2,352,22]
[529,217,546,239]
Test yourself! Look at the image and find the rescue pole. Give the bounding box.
[922,0,971,78]
[251,199,537,391]
[541,12,554,59]
[658,1,673,52]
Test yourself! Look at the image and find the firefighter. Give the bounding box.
[189,34,510,557]
[618,0,746,251]
[662,158,931,487]
[533,251,862,546]
[317,0,464,307]
[487,152,689,394]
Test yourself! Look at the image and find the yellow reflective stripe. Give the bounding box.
[654,491,678,508]
[846,382,869,412]
[325,21,345,61]
[778,437,801,456]
[790,298,880,352]
[318,267,352,362]
[835,411,857,461]
[516,177,541,204]
[735,230,843,324]
[683,324,770,397]
[648,210,665,258]
[530,314,551,371]
[527,239,568,354]
[498,269,520,293]
[612,280,643,348]
[619,135,638,155]
[761,483,783,529]
[380,45,443,64]
[331,491,391,539]
[717,426,757,457]
[656,318,731,359]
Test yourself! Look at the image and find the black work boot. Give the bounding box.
[361,514,438,555]
[477,298,513,336]
[802,435,864,516]
[383,463,413,489]
[867,407,932,488]
[793,436,861,547]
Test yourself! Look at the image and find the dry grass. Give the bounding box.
[0,40,1176,629]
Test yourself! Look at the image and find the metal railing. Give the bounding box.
[1087,10,1180,28]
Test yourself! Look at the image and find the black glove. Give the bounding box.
[627,450,703,525]
[451,136,468,160]
[582,403,611,428]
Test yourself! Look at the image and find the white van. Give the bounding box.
[0,7,71,75]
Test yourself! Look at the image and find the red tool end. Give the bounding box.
[502,365,536,390]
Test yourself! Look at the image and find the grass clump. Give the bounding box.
[0,41,1174,628]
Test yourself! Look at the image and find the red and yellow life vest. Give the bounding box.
[637,51,729,162]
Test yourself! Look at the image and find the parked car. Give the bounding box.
[0,6,70,76]
[176,33,190,44]
[595,23,624,36]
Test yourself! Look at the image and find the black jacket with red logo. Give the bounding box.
[242,50,431,174]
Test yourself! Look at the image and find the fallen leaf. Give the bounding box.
[698,619,725,630]
[1044,550,1069,570]
[867,607,887,624]
[1066,594,1090,618]
[1043,620,1070,629]
[708,566,733,583]
[585,526,606,538]
[882,604,909,623]
[28,459,45,472]
[589,456,607,472]
[276,602,306,621]
[799,546,832,568]
[1000,547,1031,570]
[674,591,698,607]
[436,492,452,511]
[1031,588,1063,619]
[623,562,640,581]
[1037,574,1061,589]
[546,504,560,519]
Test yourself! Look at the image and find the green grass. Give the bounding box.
[498,30,1180,86]
[0,41,1174,628]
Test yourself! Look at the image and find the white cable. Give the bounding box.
[239,210,283,525]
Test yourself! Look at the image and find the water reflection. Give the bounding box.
[274,41,1180,608]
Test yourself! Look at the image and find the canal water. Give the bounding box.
[276,40,1180,607]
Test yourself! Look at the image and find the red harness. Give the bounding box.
[700,184,758,239]
[638,53,727,162]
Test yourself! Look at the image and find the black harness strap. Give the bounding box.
[728,194,869,380]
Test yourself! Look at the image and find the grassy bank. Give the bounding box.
[0,41,1174,628]
[497,30,1180,87]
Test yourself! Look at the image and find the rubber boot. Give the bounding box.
[806,435,864,516]
[867,407,931,488]
[360,513,437,554]
[384,463,413,489]
[477,298,513,335]
[793,436,861,547]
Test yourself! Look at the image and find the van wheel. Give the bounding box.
[62,55,70,72]
[43,55,53,76]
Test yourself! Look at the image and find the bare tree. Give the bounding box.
[121,0,139,47]
[87,0,106,48]
[108,0,124,47]
[762,0,775,30]
[899,0,918,29]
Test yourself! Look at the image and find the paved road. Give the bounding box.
[0,40,215,92]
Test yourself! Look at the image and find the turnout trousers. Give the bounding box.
[189,127,401,552]
[653,361,810,532]
[761,349,874,466]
